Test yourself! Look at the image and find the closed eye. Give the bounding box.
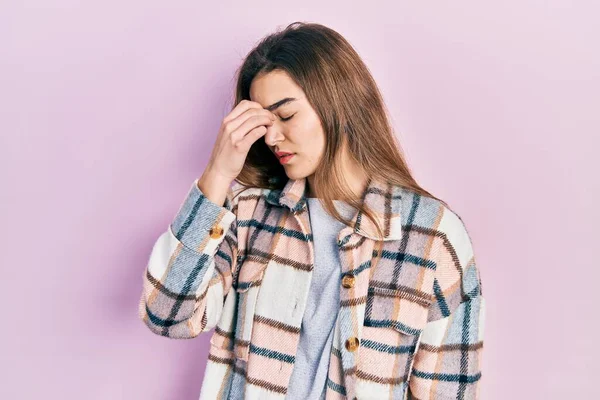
[279,113,295,122]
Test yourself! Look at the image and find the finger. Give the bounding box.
[224,100,264,123]
[226,107,275,136]
[236,125,268,151]
[230,113,274,141]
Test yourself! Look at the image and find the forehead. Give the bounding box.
[249,70,305,107]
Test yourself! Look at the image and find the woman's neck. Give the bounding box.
[306,151,368,200]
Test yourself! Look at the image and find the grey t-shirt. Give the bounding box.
[285,198,356,399]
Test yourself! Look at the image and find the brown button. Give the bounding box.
[209,225,223,239]
[341,274,355,288]
[345,337,360,352]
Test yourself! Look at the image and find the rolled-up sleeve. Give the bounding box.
[138,178,239,339]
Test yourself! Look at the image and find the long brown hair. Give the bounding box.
[231,21,448,240]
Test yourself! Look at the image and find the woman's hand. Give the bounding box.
[205,99,276,182]
[198,100,276,206]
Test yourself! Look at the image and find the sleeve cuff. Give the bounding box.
[170,178,236,253]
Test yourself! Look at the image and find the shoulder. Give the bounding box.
[409,188,481,302]
[397,186,472,243]
[396,186,476,272]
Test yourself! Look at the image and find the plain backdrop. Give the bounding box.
[2,1,598,399]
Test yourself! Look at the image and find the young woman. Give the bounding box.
[139,22,485,400]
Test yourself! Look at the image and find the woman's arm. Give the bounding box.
[138,177,240,339]
[408,208,486,399]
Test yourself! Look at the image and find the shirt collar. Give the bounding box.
[264,176,403,241]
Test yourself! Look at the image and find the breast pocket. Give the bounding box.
[356,284,432,397]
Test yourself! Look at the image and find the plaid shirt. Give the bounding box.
[139,175,485,399]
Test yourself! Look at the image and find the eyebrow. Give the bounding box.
[265,97,297,111]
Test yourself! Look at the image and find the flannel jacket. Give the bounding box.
[139,175,486,400]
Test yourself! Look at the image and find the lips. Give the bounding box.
[276,152,295,164]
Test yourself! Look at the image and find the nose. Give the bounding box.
[263,121,284,147]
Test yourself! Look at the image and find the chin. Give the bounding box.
[284,167,313,181]
[283,170,300,180]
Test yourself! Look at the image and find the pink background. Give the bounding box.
[2,1,598,399]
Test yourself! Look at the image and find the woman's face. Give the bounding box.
[249,70,325,180]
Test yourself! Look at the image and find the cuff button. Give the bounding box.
[209,225,224,238]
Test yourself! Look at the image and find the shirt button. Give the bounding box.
[341,274,355,288]
[209,225,224,239]
[345,337,360,352]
